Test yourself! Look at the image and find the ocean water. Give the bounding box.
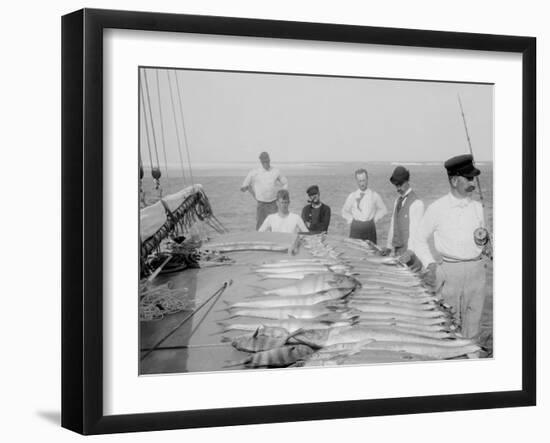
[141,161,494,350]
[141,161,493,239]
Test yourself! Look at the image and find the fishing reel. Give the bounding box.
[474,227,493,260]
[474,227,489,246]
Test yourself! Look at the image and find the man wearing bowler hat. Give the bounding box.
[301,185,331,234]
[383,166,424,271]
[240,151,288,230]
[416,154,488,345]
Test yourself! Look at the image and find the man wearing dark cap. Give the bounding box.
[416,154,488,345]
[301,185,331,234]
[383,166,424,271]
[240,151,288,230]
[341,168,387,243]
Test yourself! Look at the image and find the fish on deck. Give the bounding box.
[225,344,314,368]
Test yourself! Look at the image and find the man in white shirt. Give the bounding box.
[240,151,289,230]
[341,168,387,243]
[383,166,424,271]
[259,190,309,234]
[416,154,488,341]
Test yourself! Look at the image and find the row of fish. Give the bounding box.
[219,235,480,368]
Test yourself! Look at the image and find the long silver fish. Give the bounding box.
[359,341,480,359]
[357,278,422,289]
[260,273,360,297]
[351,265,416,275]
[260,259,341,266]
[354,323,455,340]
[255,264,352,275]
[348,302,445,318]
[218,317,355,334]
[226,303,349,320]
[348,298,436,311]
[351,311,452,326]
[350,293,439,304]
[356,284,431,295]
[257,272,329,281]
[228,288,349,308]
[292,326,474,348]
[354,319,451,334]
[254,265,330,274]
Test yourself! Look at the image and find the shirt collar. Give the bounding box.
[400,188,412,199]
[356,188,370,196]
[447,192,471,208]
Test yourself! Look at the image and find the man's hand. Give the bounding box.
[422,262,438,288]
[380,247,392,256]
[398,250,422,272]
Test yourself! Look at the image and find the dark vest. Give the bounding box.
[392,191,418,249]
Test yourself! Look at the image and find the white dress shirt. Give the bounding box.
[385,188,425,252]
[341,188,387,224]
[241,167,288,202]
[416,192,485,266]
[258,212,309,234]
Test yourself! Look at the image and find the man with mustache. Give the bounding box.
[341,168,387,243]
[416,154,488,347]
[383,166,424,271]
[301,185,331,234]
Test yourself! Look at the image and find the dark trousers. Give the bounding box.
[256,200,278,230]
[349,219,377,244]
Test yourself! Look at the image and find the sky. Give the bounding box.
[138,67,493,169]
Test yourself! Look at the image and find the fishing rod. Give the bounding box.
[140,279,233,361]
[457,94,493,260]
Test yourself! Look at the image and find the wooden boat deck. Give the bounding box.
[139,232,470,374]
[140,243,313,374]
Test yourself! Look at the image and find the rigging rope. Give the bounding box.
[167,70,187,183]
[142,69,163,193]
[155,70,169,179]
[142,70,161,170]
[173,70,195,185]
[138,147,146,207]
[139,83,154,172]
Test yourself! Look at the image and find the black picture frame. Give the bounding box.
[61,8,536,435]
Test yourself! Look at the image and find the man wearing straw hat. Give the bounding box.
[416,154,488,343]
[240,151,289,230]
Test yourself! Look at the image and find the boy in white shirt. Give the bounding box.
[259,190,308,234]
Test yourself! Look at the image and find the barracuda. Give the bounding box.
[359,341,481,359]
[218,317,355,334]
[227,288,349,308]
[260,273,361,297]
[350,311,452,326]
[350,293,439,304]
[292,326,475,349]
[348,301,446,318]
[348,298,437,311]
[226,303,349,320]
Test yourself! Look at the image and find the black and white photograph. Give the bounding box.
[138,67,494,374]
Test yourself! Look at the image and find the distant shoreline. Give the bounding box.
[142,160,493,172]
